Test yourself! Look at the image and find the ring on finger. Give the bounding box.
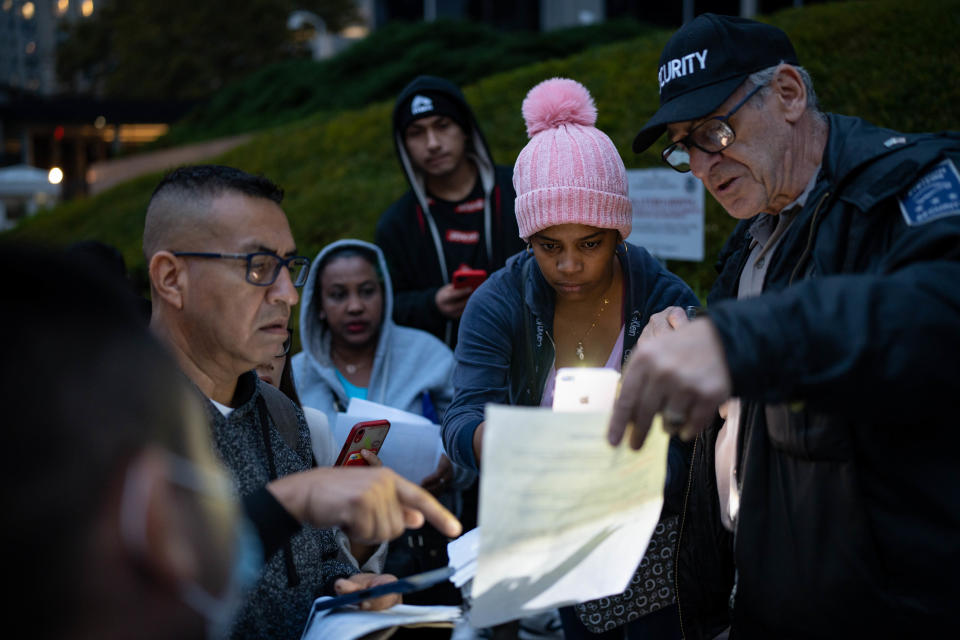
[663,407,686,429]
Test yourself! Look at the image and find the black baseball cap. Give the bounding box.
[396,91,470,136]
[632,14,799,153]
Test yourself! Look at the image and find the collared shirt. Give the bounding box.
[210,397,233,416]
[716,166,821,532]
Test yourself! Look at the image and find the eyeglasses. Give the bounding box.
[661,84,764,173]
[277,328,293,358]
[172,251,310,287]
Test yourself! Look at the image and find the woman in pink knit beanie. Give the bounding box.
[442,78,698,638]
[513,77,636,375]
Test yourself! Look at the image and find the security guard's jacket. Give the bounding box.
[677,114,960,639]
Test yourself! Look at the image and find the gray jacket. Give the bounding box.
[203,372,356,640]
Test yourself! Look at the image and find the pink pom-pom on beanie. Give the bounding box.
[513,78,631,240]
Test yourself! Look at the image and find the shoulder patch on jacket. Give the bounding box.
[898,158,960,226]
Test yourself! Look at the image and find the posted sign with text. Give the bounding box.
[626,169,704,262]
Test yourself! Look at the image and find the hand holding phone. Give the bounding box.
[451,266,487,290]
[335,420,391,466]
[552,368,621,412]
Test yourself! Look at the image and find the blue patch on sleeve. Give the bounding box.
[898,158,960,226]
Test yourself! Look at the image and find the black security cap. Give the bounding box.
[632,14,798,153]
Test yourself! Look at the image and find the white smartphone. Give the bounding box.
[552,367,621,412]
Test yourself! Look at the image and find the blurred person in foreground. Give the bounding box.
[609,14,960,638]
[144,165,459,639]
[2,243,458,640]
[4,243,244,640]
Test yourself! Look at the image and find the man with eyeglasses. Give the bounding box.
[144,165,461,640]
[5,242,459,640]
[607,14,960,638]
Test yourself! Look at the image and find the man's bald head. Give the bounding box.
[143,165,284,261]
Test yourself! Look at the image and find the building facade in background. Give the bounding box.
[366,0,814,33]
[0,0,95,96]
[0,1,189,201]
[0,0,819,212]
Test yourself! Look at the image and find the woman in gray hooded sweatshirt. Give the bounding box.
[291,239,475,605]
[292,239,456,430]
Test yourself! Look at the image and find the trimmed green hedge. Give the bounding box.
[7,0,960,301]
[160,18,656,146]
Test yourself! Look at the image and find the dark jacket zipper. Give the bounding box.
[724,191,831,621]
[675,434,699,639]
[788,191,831,285]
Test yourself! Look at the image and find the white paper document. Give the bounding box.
[447,526,480,588]
[300,601,461,640]
[469,405,670,628]
[346,398,432,425]
[335,399,443,484]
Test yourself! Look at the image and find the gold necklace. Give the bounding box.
[332,348,371,375]
[574,286,613,361]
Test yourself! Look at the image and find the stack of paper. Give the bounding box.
[335,398,443,484]
[300,601,461,640]
[447,527,480,589]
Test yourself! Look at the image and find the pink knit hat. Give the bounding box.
[513,78,632,241]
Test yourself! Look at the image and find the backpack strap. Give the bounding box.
[254,384,303,587]
[259,382,301,451]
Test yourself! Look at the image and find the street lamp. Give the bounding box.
[287,10,332,60]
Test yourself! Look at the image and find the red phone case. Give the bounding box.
[334,420,390,466]
[452,267,487,289]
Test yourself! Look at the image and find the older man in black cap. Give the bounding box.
[608,13,960,639]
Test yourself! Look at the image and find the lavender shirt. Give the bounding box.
[540,326,625,408]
